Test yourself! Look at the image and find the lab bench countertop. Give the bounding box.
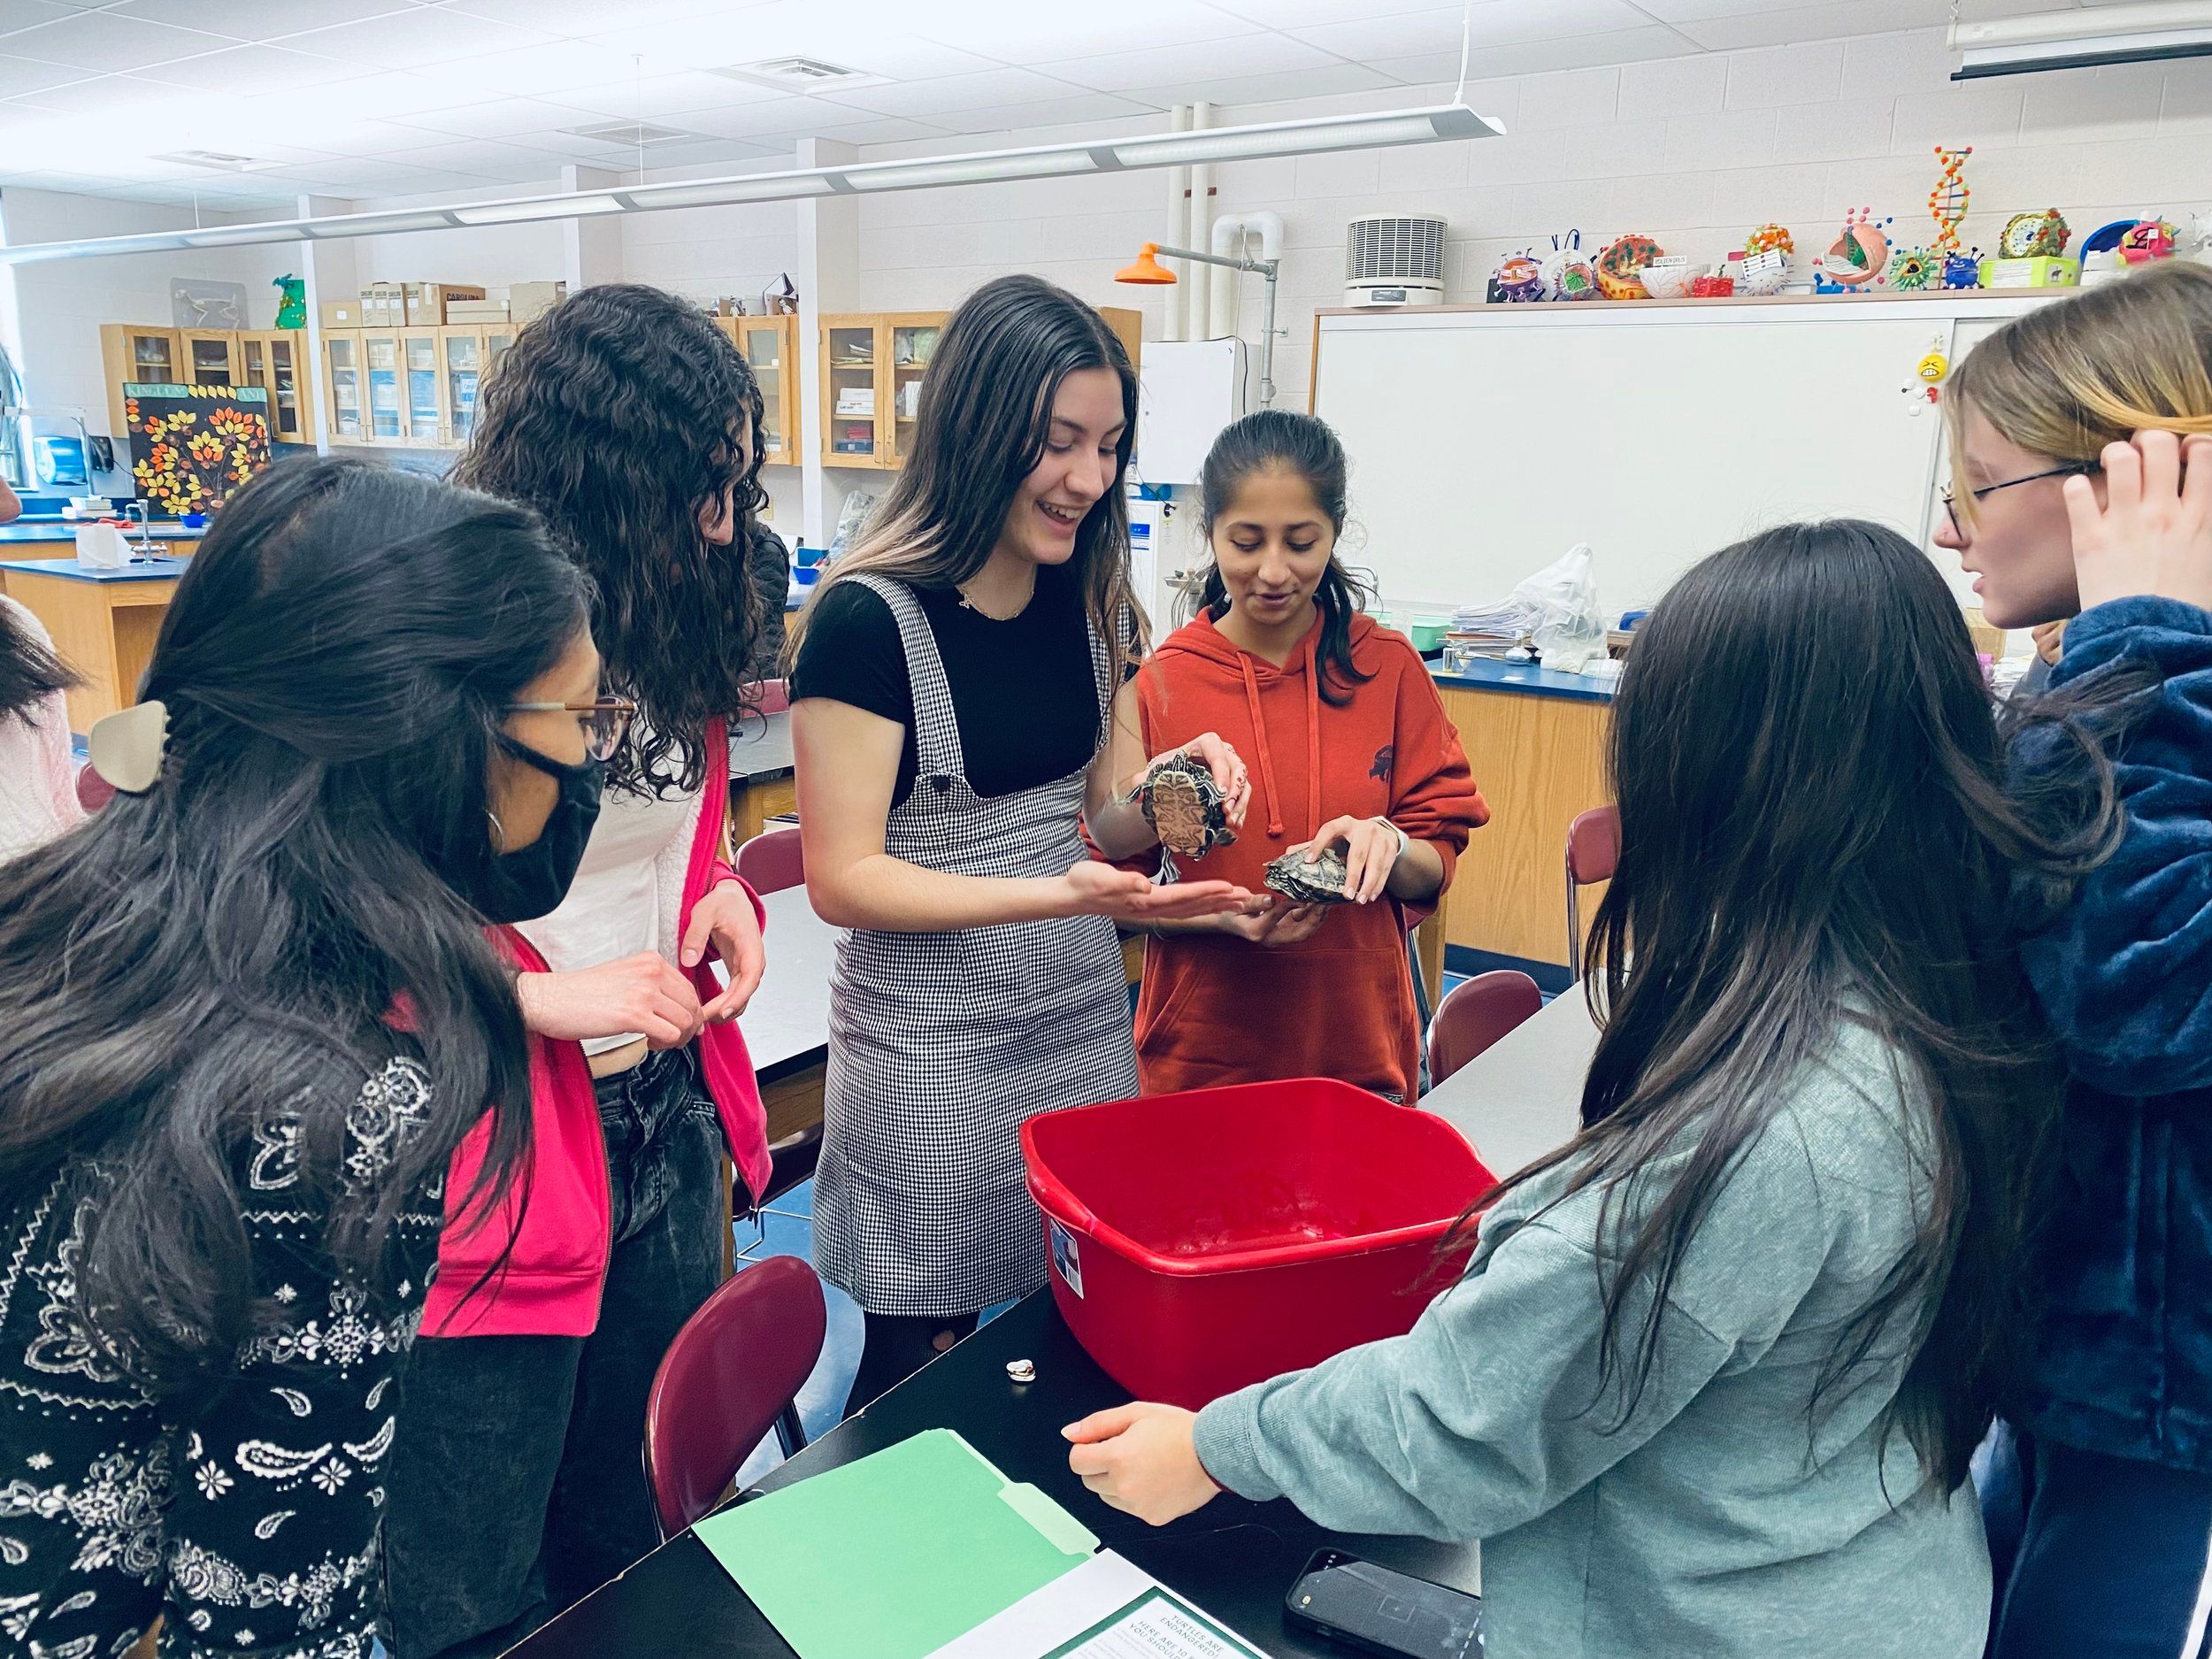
[1429,656,1617,702]
[0,555,191,582]
[0,521,208,546]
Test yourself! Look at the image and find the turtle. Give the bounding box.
[1264,843,1356,905]
[1134,752,1236,863]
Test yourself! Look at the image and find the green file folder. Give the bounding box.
[694,1428,1100,1659]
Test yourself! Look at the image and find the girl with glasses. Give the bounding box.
[386,284,777,1658]
[1933,261,2212,1659]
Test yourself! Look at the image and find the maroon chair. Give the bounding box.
[642,1253,827,1540]
[75,763,115,815]
[1425,970,1544,1089]
[1564,806,1619,970]
[735,825,803,895]
[749,678,792,716]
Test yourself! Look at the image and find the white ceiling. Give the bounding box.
[0,0,2139,210]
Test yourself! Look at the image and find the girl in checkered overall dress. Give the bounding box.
[788,277,1255,1408]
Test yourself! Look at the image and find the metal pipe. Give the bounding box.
[1162,105,1190,343]
[1187,101,1214,341]
[1147,242,1280,406]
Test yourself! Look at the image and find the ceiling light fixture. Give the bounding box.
[0,104,1502,265]
[1950,0,2212,77]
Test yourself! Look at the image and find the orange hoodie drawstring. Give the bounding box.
[1303,627,1323,840]
[1238,653,1286,839]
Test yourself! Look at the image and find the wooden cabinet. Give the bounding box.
[320,324,516,449]
[715,314,803,468]
[237,332,308,444]
[818,307,1143,472]
[102,323,319,455]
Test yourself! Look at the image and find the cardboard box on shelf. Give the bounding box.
[506,280,567,324]
[319,300,363,329]
[445,300,512,324]
[404,282,488,325]
[361,282,406,327]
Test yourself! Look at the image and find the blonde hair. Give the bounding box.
[1946,261,2212,526]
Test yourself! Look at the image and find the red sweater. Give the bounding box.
[424,718,771,1339]
[1132,611,1486,1102]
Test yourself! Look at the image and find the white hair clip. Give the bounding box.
[86,699,169,795]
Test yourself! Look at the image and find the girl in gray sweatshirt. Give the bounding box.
[1070,521,2117,1659]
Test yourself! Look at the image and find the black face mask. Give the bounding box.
[449,735,604,925]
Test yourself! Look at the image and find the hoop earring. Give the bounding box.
[486,809,508,854]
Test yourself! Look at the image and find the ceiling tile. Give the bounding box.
[0,49,85,93]
[379,136,574,177]
[920,91,1164,133]
[911,0,1256,61]
[134,42,373,93]
[0,0,81,39]
[387,96,602,139]
[555,71,797,119]
[441,0,731,31]
[1209,0,1394,25]
[646,96,821,141]
[103,0,420,40]
[281,6,558,70]
[741,112,953,148]
[4,68,172,111]
[1300,0,1659,58]
[820,66,1091,119]
[1041,33,1346,96]
[7,12,239,70]
[1458,27,1703,79]
[1138,61,1399,110]
[1673,0,1958,50]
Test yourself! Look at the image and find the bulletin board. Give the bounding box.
[122,382,272,518]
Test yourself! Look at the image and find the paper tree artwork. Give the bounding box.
[123,383,272,517]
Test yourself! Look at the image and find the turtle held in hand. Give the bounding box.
[1135,752,1236,863]
[1264,842,1356,905]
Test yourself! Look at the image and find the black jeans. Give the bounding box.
[384,1046,733,1659]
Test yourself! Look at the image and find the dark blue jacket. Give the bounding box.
[2018,596,2212,1471]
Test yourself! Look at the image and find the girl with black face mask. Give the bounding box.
[0,457,595,1659]
[386,285,777,1659]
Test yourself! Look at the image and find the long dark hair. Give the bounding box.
[0,595,77,722]
[1458,521,2120,1489]
[457,282,764,796]
[1190,410,1375,706]
[0,457,587,1389]
[794,274,1147,665]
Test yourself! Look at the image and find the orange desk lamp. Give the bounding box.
[1116,239,1282,406]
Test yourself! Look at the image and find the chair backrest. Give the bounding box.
[643,1253,827,1539]
[1425,970,1544,1088]
[749,679,792,716]
[735,824,803,895]
[75,762,114,815]
[1565,806,1619,887]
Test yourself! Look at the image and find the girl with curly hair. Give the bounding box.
[386,284,775,1657]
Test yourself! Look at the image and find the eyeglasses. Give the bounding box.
[503,695,636,762]
[1941,463,2097,536]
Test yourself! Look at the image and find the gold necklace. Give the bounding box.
[957,565,1038,620]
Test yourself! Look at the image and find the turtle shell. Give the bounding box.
[1138,753,1235,860]
[1264,844,1355,905]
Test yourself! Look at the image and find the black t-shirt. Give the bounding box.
[790,561,1106,806]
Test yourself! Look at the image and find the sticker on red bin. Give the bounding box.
[1049,1220,1084,1298]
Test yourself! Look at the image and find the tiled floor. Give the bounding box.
[729,1177,864,1486]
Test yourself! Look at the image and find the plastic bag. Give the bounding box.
[1512,543,1606,669]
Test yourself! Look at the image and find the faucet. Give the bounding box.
[121,499,155,560]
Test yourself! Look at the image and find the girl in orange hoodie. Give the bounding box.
[1130,411,1486,1102]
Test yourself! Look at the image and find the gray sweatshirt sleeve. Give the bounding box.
[1194,1097,1876,1543]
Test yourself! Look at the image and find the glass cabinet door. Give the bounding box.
[889,322,940,466]
[365,334,401,439]
[749,322,788,460]
[826,322,879,464]
[128,330,178,383]
[442,331,483,443]
[265,337,302,441]
[183,333,235,386]
[326,336,364,440]
[402,333,442,443]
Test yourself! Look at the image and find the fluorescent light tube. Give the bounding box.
[0,104,1502,265]
[452,193,625,226]
[836,151,1100,191]
[1952,0,2212,76]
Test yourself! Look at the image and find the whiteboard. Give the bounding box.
[1313,298,2055,617]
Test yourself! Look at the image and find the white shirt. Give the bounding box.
[0,597,85,864]
[516,754,704,1055]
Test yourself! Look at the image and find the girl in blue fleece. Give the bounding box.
[1934,262,2212,1659]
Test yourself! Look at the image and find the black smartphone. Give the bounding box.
[1284,1549,1484,1659]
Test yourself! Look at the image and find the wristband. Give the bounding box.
[1379,818,1411,864]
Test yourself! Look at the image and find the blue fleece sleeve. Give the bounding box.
[2023,596,2212,1095]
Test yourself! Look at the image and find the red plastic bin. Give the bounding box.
[1020,1078,1497,1410]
